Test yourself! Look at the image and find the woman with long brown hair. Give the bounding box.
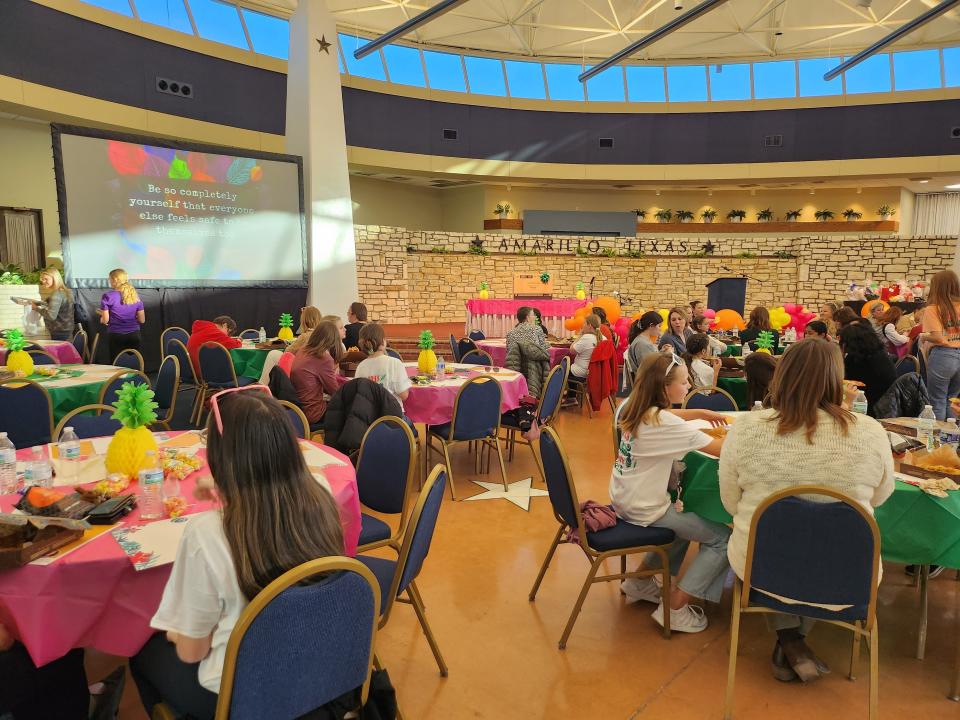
[719,338,894,683]
[611,352,730,634]
[290,320,347,427]
[919,269,960,419]
[286,306,322,355]
[659,307,691,355]
[130,389,345,718]
[739,306,780,352]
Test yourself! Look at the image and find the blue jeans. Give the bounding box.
[926,346,960,420]
[641,505,732,603]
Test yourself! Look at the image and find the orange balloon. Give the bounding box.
[592,295,622,324]
[564,317,581,331]
[714,308,746,331]
[573,306,589,319]
[861,299,889,318]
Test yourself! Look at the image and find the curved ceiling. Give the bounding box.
[316,0,960,62]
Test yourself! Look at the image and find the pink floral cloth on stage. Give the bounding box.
[0,432,361,667]
[0,340,82,365]
[402,364,528,426]
[464,299,588,317]
[476,339,572,369]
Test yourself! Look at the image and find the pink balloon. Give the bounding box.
[703,308,717,319]
[783,303,799,314]
[614,317,632,353]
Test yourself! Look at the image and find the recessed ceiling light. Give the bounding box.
[909,177,932,183]
[946,183,960,189]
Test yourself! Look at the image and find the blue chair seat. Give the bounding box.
[355,555,396,618]
[586,519,675,552]
[358,514,391,548]
[427,422,451,437]
[207,375,255,389]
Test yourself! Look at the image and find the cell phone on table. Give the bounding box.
[86,494,137,524]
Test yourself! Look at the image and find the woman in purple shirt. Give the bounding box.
[99,268,145,361]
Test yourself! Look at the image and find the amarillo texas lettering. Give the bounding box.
[496,238,690,254]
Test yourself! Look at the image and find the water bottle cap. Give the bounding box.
[64,427,73,433]
[0,432,6,439]
[925,404,933,409]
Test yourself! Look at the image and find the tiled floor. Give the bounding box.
[91,401,960,719]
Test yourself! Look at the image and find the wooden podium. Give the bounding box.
[513,272,553,300]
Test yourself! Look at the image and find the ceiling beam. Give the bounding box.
[354,0,473,59]
[578,0,731,83]
[824,0,960,81]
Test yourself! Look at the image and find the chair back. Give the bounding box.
[742,486,880,627]
[87,333,101,364]
[27,349,59,365]
[385,347,402,361]
[537,361,569,425]
[154,355,180,412]
[355,417,416,515]
[468,329,485,341]
[460,349,493,365]
[71,329,87,361]
[98,370,151,407]
[165,338,196,384]
[896,354,920,377]
[278,400,310,440]
[112,349,144,372]
[536,427,582,534]
[447,376,502,441]
[238,328,260,341]
[159,327,189,363]
[199,342,239,387]
[0,379,53,447]
[217,557,380,719]
[55,404,122,440]
[457,337,478,360]
[682,387,738,412]
[449,334,461,362]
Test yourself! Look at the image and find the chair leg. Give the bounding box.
[559,557,603,650]
[529,524,565,601]
[723,583,742,720]
[917,564,929,660]
[528,442,545,485]
[950,618,960,701]
[407,584,448,677]
[507,429,515,461]
[441,442,458,501]
[868,623,879,720]
[620,555,627,576]
[492,436,509,492]
[849,621,862,681]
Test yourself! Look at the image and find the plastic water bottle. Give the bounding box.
[29,446,52,489]
[918,404,938,451]
[852,390,868,415]
[943,418,960,453]
[258,326,267,344]
[436,355,446,379]
[751,401,763,412]
[0,433,16,494]
[58,426,81,485]
[138,451,164,520]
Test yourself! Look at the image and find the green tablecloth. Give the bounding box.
[26,365,122,423]
[717,376,748,410]
[681,451,960,568]
[229,348,270,380]
[722,344,743,357]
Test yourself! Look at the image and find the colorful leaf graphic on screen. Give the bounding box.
[226,158,256,185]
[168,155,192,180]
[143,146,174,177]
[250,165,263,182]
[207,154,233,183]
[187,153,214,182]
[107,141,146,175]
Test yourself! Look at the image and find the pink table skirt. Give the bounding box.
[465,298,588,337]
[0,340,82,365]
[0,433,361,667]
[403,364,528,426]
[476,339,572,369]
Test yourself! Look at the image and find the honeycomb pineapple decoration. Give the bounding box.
[277,313,294,341]
[417,330,437,375]
[754,330,775,355]
[575,282,586,300]
[478,281,489,300]
[106,382,159,479]
[3,329,33,376]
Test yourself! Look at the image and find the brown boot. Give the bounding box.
[778,636,821,683]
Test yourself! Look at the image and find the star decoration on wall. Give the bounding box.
[701,241,716,254]
[464,477,549,511]
[316,36,332,54]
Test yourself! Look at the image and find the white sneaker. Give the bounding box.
[651,602,708,633]
[620,576,662,604]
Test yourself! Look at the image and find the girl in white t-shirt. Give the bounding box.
[569,314,602,380]
[130,390,345,719]
[354,323,411,408]
[611,352,732,634]
[684,333,721,392]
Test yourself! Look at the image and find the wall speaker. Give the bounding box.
[951,127,960,139]
[156,77,193,98]
[599,137,614,149]
[442,128,458,140]
[763,134,784,147]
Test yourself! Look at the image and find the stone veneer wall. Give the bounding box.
[353,226,956,323]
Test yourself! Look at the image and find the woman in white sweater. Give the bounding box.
[719,338,894,683]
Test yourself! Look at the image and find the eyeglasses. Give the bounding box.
[665,353,683,376]
[209,384,272,435]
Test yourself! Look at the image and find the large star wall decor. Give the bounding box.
[316,36,332,54]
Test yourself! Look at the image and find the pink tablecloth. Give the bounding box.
[476,339,572,368]
[465,298,589,337]
[0,339,82,365]
[403,363,528,426]
[0,432,361,666]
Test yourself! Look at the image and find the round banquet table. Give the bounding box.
[402,362,528,426]
[465,298,588,338]
[229,346,271,380]
[1,339,83,365]
[475,339,572,368]
[0,430,361,667]
[717,376,748,410]
[16,364,127,423]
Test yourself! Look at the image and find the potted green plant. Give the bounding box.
[878,205,896,221]
[814,209,835,222]
[842,209,863,222]
[727,209,747,223]
[756,208,774,223]
[654,209,673,223]
[701,208,718,224]
[785,209,802,222]
[494,203,512,219]
[676,209,694,223]
[633,209,647,221]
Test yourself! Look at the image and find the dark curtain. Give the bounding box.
[76,288,307,372]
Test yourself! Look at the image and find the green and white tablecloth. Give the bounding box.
[229,348,271,380]
[681,451,960,568]
[717,376,748,410]
[25,364,126,423]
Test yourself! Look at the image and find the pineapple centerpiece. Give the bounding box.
[478,281,490,300]
[4,329,33,376]
[754,330,775,355]
[575,282,586,300]
[277,313,294,341]
[417,330,437,375]
[106,382,159,479]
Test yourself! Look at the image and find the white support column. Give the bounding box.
[286,1,358,313]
